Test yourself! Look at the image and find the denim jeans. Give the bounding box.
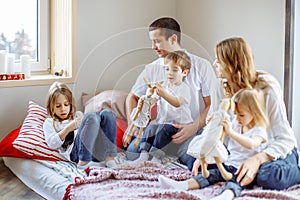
[70,110,117,163]
[193,164,243,197]
[256,147,300,190]
[139,124,178,159]
[126,124,204,170]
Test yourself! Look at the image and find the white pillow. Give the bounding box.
[13,101,67,161]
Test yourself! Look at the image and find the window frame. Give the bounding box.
[0,0,76,88]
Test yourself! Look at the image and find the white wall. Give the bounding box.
[177,0,285,85]
[0,0,287,141]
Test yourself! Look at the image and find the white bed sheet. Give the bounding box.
[3,157,84,200]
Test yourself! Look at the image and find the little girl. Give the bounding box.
[159,88,268,199]
[43,82,117,169]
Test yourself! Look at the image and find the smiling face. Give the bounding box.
[149,29,175,58]
[53,94,71,121]
[164,60,188,86]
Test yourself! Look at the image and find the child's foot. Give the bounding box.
[127,151,149,165]
[105,159,117,168]
[77,161,105,169]
[158,175,188,190]
[150,156,162,164]
[210,189,235,200]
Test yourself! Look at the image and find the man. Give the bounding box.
[123,17,217,170]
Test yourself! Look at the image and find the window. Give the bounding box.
[0,0,75,87]
[0,0,49,72]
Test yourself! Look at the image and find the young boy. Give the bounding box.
[130,51,193,164]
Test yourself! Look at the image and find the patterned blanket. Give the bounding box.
[63,162,300,200]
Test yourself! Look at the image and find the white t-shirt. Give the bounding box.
[131,50,218,121]
[156,81,193,125]
[212,71,298,160]
[43,111,83,161]
[225,119,268,168]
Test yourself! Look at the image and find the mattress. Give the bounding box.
[3,152,182,200]
[3,157,84,200]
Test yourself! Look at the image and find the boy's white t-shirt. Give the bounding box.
[131,50,217,121]
[156,81,193,125]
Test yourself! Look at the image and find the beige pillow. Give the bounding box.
[82,90,129,121]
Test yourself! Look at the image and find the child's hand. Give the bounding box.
[154,82,166,97]
[192,158,201,176]
[206,114,214,124]
[223,117,233,136]
[67,118,82,131]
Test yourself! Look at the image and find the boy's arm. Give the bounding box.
[160,92,184,107]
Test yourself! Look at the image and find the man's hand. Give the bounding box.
[122,124,139,148]
[172,123,198,144]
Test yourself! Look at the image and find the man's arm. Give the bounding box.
[122,91,139,147]
[125,91,139,123]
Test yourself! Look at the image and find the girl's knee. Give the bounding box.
[83,112,98,123]
[100,109,116,119]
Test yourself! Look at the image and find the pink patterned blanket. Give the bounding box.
[64,162,300,200]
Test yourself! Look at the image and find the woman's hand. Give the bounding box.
[192,158,201,176]
[235,152,272,186]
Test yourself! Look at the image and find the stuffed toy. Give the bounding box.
[123,78,157,147]
[187,79,233,180]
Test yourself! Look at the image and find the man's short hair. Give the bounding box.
[149,17,181,44]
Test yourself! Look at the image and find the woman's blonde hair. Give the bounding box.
[232,88,268,128]
[46,82,75,121]
[215,37,257,95]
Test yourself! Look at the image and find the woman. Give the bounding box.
[212,37,300,190]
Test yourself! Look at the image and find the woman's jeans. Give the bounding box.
[70,110,117,163]
[256,147,300,190]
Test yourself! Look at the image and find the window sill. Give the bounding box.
[0,74,75,88]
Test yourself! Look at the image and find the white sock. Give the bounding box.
[90,161,106,167]
[158,175,188,190]
[151,156,162,164]
[105,159,117,168]
[129,151,149,165]
[210,189,235,200]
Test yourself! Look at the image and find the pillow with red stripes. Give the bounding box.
[12,101,67,161]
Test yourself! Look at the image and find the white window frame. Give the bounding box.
[0,0,75,88]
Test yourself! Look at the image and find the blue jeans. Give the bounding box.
[70,110,117,163]
[256,147,300,190]
[193,164,243,197]
[126,124,204,170]
[139,124,178,159]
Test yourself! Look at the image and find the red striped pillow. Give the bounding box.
[12,101,67,161]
